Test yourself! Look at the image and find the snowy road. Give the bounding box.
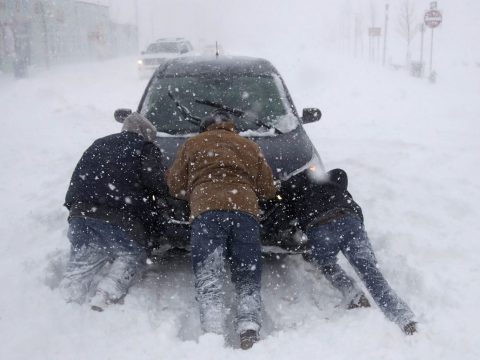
[0,55,479,359]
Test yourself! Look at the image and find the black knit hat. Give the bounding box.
[326,168,348,190]
[199,109,234,132]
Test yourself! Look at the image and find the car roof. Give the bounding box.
[155,37,189,43]
[156,56,280,77]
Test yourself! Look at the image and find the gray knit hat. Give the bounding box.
[122,113,157,142]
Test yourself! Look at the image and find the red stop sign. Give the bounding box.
[424,10,442,28]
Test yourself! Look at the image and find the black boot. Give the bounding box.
[240,330,259,350]
[347,293,371,309]
[402,321,417,335]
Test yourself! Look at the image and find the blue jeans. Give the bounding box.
[191,211,262,334]
[59,217,147,305]
[306,213,415,327]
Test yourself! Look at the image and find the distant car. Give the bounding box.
[137,38,193,78]
[116,56,324,254]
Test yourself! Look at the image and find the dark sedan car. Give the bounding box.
[115,56,324,253]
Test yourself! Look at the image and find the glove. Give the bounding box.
[273,179,282,191]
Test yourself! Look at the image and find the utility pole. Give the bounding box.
[134,0,139,51]
[37,1,50,69]
[383,3,389,66]
[429,26,434,74]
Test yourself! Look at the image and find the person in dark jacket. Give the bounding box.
[59,113,168,311]
[299,168,417,335]
[167,110,277,349]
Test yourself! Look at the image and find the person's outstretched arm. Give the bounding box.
[141,142,168,197]
[167,143,189,200]
[255,151,277,200]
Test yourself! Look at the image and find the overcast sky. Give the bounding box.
[106,0,479,65]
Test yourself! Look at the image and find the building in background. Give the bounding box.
[0,0,138,75]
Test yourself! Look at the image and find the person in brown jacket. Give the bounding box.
[167,110,277,349]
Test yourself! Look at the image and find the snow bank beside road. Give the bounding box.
[0,56,479,360]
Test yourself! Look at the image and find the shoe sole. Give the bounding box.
[91,305,104,312]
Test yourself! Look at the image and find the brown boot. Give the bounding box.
[240,330,259,350]
[347,293,371,309]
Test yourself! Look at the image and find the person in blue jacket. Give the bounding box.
[60,113,167,311]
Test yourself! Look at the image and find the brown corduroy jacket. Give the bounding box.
[167,122,277,220]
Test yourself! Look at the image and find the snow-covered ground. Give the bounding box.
[0,53,479,360]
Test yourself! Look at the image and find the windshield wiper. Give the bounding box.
[195,99,245,117]
[195,98,283,134]
[167,91,202,126]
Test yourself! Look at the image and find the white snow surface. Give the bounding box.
[0,54,479,359]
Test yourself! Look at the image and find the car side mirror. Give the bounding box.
[114,108,132,123]
[141,51,145,55]
[302,108,322,124]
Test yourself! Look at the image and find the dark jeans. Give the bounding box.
[59,217,146,305]
[191,211,262,334]
[306,213,415,327]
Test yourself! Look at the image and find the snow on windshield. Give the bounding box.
[141,73,298,135]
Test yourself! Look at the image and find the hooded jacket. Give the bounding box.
[293,168,364,230]
[65,114,167,240]
[167,122,277,220]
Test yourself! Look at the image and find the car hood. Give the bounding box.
[153,125,314,180]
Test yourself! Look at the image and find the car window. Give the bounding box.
[146,42,180,54]
[179,44,189,53]
[141,74,298,135]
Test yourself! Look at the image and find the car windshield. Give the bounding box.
[146,42,180,54]
[140,74,298,135]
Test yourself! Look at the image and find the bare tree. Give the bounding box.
[397,0,419,66]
